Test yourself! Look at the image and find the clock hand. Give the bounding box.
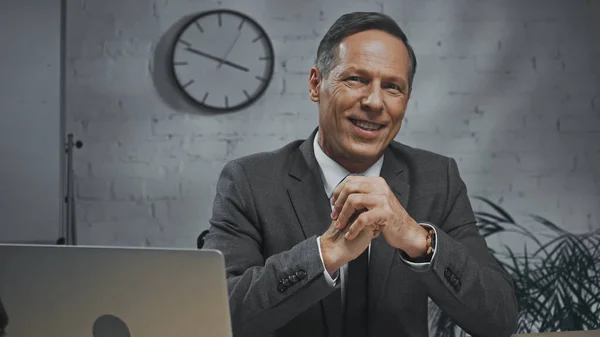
[217,29,243,69]
[185,47,249,72]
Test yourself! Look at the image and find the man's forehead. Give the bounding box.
[334,34,410,76]
[336,30,409,61]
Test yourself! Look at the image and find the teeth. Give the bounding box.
[352,119,382,131]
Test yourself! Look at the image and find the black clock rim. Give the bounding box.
[169,9,276,113]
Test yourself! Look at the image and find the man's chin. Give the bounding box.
[344,146,385,163]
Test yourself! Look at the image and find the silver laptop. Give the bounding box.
[0,244,232,337]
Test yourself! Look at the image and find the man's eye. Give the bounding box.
[347,76,361,82]
[386,83,403,92]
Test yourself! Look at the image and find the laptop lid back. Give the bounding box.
[0,244,232,337]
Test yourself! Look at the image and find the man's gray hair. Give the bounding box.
[315,12,417,90]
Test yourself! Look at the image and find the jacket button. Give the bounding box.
[444,268,452,281]
[289,274,299,283]
[282,278,291,286]
[296,270,307,279]
[277,282,286,292]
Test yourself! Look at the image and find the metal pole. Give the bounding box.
[63,133,82,245]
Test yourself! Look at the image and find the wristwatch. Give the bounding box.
[425,227,436,256]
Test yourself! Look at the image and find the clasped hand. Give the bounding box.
[320,176,428,275]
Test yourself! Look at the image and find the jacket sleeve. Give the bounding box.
[415,158,519,337]
[202,160,337,336]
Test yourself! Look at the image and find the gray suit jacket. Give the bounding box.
[204,129,518,337]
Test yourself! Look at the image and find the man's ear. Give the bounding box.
[308,66,322,103]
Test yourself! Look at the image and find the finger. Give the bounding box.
[335,193,362,229]
[330,176,351,220]
[331,175,352,207]
[344,211,369,240]
[332,176,388,202]
[331,177,387,218]
[335,194,380,230]
[324,218,348,243]
[330,177,352,219]
[345,210,383,240]
[332,177,370,210]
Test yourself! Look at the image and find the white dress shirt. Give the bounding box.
[313,132,438,296]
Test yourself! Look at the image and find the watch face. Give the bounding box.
[170,10,275,112]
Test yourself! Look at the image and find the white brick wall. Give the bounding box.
[66,0,600,248]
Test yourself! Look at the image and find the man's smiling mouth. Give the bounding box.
[349,118,384,131]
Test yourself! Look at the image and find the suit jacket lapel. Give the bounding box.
[368,146,410,332]
[287,129,331,239]
[286,129,343,337]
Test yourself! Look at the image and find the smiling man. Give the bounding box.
[203,12,518,337]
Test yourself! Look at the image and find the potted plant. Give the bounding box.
[429,196,600,336]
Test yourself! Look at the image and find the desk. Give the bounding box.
[515,331,600,337]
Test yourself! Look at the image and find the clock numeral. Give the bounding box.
[195,21,204,33]
[259,56,271,61]
[225,95,229,108]
[243,89,251,99]
[202,92,209,103]
[179,39,191,47]
[252,35,265,43]
[238,19,245,30]
[174,61,188,66]
[218,13,222,27]
[255,75,267,82]
[182,79,194,88]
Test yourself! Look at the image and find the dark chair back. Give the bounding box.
[0,296,8,335]
[197,229,209,249]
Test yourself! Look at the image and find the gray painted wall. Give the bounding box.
[0,0,63,243]
[3,0,596,248]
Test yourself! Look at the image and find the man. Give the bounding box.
[203,11,518,337]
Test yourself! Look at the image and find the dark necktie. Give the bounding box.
[344,247,369,337]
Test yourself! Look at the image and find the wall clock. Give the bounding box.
[170,9,275,112]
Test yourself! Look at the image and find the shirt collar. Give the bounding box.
[313,131,384,199]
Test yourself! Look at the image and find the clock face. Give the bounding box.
[170,10,275,112]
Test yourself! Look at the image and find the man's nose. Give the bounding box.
[360,84,384,113]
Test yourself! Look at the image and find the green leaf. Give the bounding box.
[529,214,570,235]
[473,196,515,223]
